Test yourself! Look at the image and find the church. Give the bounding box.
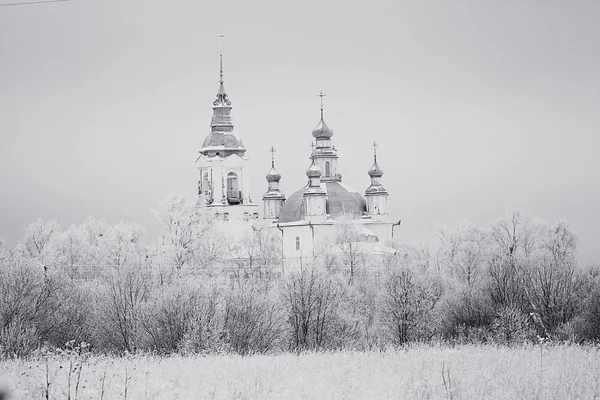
[195,49,400,271]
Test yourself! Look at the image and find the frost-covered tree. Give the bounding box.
[524,221,583,335]
[153,192,217,269]
[436,222,490,288]
[16,219,60,265]
[383,267,441,345]
[227,226,282,279]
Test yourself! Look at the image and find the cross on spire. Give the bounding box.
[373,141,378,162]
[318,90,326,119]
[269,146,276,167]
[218,34,225,82]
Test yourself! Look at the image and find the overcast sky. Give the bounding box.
[0,0,599,263]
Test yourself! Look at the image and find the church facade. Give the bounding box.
[196,50,400,271]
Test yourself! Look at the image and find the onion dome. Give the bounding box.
[368,161,384,177]
[312,118,334,139]
[368,142,384,177]
[312,91,334,139]
[306,157,322,178]
[266,166,281,182]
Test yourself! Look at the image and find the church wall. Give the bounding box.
[364,221,395,246]
[279,223,347,271]
[207,203,259,221]
[366,195,388,220]
[263,198,283,220]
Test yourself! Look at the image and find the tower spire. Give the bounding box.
[219,33,224,83]
[270,145,276,168]
[318,90,326,120]
[213,34,230,105]
[216,34,227,97]
[373,141,378,164]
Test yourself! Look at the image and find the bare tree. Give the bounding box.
[383,267,441,345]
[97,266,150,352]
[490,209,542,260]
[524,221,582,335]
[153,192,217,269]
[281,267,343,350]
[332,214,377,280]
[226,226,282,280]
[436,223,490,288]
[222,279,284,355]
[16,219,60,265]
[140,280,210,352]
[486,210,543,311]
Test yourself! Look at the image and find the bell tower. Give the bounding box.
[195,36,258,221]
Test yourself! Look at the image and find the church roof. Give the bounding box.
[278,181,367,223]
[201,131,245,151]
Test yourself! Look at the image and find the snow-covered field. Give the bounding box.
[1,345,599,399]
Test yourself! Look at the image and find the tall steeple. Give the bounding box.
[311,91,340,181]
[263,146,286,220]
[365,141,388,220]
[214,35,230,107]
[196,36,258,217]
[200,35,246,158]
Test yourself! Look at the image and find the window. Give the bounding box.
[325,161,331,177]
[253,212,259,219]
[296,236,300,251]
[227,172,240,204]
[223,212,229,221]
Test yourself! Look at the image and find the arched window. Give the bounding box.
[325,161,331,177]
[227,172,240,204]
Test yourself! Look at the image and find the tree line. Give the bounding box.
[1,193,599,359]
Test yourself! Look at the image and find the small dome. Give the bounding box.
[312,118,334,139]
[306,161,322,178]
[368,162,384,177]
[266,167,281,181]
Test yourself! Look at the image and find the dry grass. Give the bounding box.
[1,344,599,399]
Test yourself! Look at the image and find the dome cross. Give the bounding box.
[218,34,225,82]
[269,145,276,167]
[373,141,378,162]
[318,91,326,118]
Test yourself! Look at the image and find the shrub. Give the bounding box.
[222,279,285,355]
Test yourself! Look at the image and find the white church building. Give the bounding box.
[196,49,400,271]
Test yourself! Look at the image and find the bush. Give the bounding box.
[140,280,208,353]
[222,279,285,355]
[383,268,441,345]
[438,286,494,340]
[491,306,534,345]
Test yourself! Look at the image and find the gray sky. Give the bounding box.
[1,0,599,264]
